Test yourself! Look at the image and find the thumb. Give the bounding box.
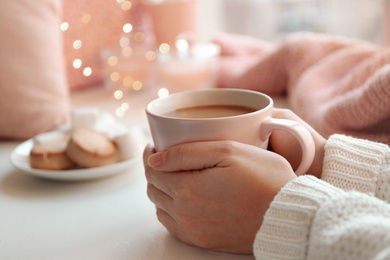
[147,141,228,172]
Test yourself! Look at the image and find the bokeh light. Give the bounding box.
[114,90,123,100]
[107,56,119,67]
[83,67,92,77]
[60,22,69,31]
[73,59,82,69]
[110,72,120,82]
[121,1,132,11]
[158,88,169,98]
[159,43,170,54]
[132,81,142,91]
[73,40,82,50]
[123,23,133,33]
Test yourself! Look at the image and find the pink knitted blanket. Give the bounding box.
[213,32,390,144]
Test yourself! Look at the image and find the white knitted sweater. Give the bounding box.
[254,134,390,260]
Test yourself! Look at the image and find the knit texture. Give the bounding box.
[255,177,390,260]
[254,176,343,260]
[213,32,390,144]
[322,134,390,200]
[254,135,390,259]
[307,192,390,260]
[376,152,390,202]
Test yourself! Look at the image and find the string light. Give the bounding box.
[73,59,82,69]
[114,90,124,100]
[132,81,142,91]
[122,47,133,57]
[158,88,169,98]
[110,72,120,82]
[116,102,130,117]
[107,56,119,66]
[119,36,130,48]
[123,23,133,33]
[121,1,132,11]
[176,38,189,51]
[73,40,82,50]
[83,67,92,77]
[159,43,170,54]
[60,22,69,31]
[123,76,134,87]
[145,50,156,61]
[121,102,130,111]
[62,2,161,115]
[115,107,125,117]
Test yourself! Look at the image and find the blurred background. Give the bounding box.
[199,0,383,44]
[61,0,388,97]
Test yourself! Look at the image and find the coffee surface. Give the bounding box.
[164,104,257,118]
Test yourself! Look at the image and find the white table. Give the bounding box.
[0,86,257,260]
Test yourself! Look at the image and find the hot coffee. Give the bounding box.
[164,104,257,119]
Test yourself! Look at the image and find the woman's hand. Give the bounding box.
[143,141,296,254]
[270,108,326,178]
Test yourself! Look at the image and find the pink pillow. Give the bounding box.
[0,0,70,140]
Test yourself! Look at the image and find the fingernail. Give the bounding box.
[148,151,164,168]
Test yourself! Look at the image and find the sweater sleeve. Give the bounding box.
[253,176,390,260]
[321,134,390,202]
[253,135,390,259]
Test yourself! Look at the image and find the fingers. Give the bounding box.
[155,206,193,247]
[144,144,179,232]
[143,143,153,186]
[155,208,193,246]
[143,143,155,173]
[147,182,173,213]
[144,141,235,200]
[147,141,233,172]
[272,108,305,125]
[271,108,326,178]
[271,108,326,148]
[155,207,176,231]
[143,143,155,160]
[144,144,177,198]
[272,108,321,138]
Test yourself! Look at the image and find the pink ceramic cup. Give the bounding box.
[146,88,315,175]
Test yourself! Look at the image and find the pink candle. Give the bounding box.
[158,60,216,91]
[156,43,220,93]
[144,0,198,47]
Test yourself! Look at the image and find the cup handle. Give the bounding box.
[260,117,315,175]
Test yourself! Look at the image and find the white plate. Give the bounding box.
[10,138,141,181]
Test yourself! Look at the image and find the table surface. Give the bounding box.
[0,86,288,260]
